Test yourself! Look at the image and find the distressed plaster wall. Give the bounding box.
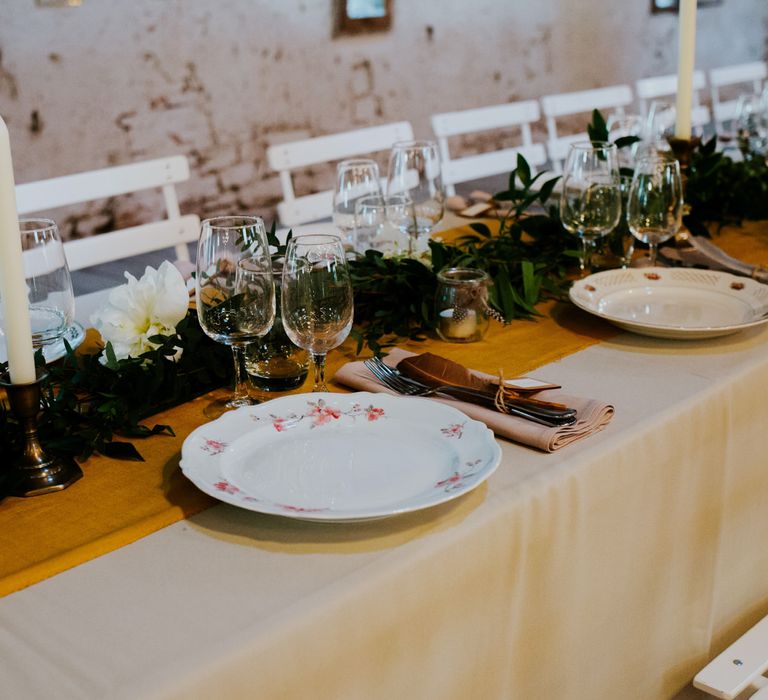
[0,0,766,237]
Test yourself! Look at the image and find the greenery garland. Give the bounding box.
[2,110,768,470]
[349,156,569,354]
[1,311,231,463]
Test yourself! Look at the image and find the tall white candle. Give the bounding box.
[0,116,36,384]
[674,0,697,139]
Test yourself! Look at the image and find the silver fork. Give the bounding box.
[363,357,577,427]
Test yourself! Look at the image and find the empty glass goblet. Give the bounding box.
[281,234,353,392]
[736,92,768,157]
[626,153,684,267]
[386,140,444,255]
[643,100,677,155]
[354,193,410,253]
[559,142,622,276]
[19,218,75,348]
[606,112,644,168]
[333,158,383,250]
[196,215,275,417]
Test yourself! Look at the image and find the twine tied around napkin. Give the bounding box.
[334,348,614,452]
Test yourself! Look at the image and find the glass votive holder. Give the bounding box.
[435,267,490,343]
[244,260,309,392]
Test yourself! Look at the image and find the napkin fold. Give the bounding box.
[334,348,614,452]
[661,235,768,284]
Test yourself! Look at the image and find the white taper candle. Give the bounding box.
[0,116,36,384]
[674,0,697,139]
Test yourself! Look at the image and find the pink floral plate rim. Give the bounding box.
[180,391,501,522]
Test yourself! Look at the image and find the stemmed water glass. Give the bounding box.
[354,193,410,253]
[19,218,75,349]
[607,112,644,167]
[386,140,444,255]
[736,92,768,157]
[644,100,677,148]
[559,142,622,276]
[281,234,353,392]
[626,152,684,267]
[196,215,275,417]
[333,159,383,250]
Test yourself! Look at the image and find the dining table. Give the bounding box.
[2,217,768,700]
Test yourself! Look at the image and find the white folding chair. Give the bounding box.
[709,61,768,130]
[430,100,546,196]
[266,121,414,227]
[541,84,634,172]
[15,155,198,271]
[635,71,711,129]
[694,614,768,699]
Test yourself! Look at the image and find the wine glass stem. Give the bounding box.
[579,237,594,275]
[648,241,659,266]
[231,345,251,402]
[311,352,328,392]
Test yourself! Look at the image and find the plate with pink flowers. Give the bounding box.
[181,391,501,522]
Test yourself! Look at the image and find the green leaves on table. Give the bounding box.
[0,310,232,462]
[349,154,572,354]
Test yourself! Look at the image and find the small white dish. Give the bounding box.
[181,392,501,522]
[569,267,768,339]
[0,322,86,364]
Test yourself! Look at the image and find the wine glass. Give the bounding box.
[196,216,275,417]
[559,142,622,276]
[281,234,353,392]
[606,112,644,167]
[333,159,383,251]
[19,218,75,348]
[386,140,444,255]
[354,193,410,253]
[643,100,677,154]
[626,153,684,267]
[736,92,768,157]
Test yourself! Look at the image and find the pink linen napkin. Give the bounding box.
[334,348,614,452]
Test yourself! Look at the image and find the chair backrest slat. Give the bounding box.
[635,71,708,117]
[709,61,768,128]
[63,215,200,272]
[267,121,414,226]
[15,155,195,265]
[693,613,768,699]
[430,100,544,195]
[540,85,634,172]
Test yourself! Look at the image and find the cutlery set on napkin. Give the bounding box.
[335,348,614,452]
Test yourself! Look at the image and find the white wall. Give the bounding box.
[0,0,765,235]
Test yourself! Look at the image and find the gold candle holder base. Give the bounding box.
[666,136,701,176]
[1,371,82,497]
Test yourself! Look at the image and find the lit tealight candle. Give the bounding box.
[0,115,35,384]
[439,308,477,341]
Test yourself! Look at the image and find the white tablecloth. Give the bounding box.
[2,326,768,699]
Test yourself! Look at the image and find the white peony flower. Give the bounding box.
[91,261,189,361]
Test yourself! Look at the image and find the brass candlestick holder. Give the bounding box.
[1,370,82,497]
[666,135,701,191]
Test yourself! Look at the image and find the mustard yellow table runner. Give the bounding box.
[1,220,767,597]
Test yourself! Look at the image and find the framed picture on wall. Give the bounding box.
[651,0,722,12]
[334,0,392,36]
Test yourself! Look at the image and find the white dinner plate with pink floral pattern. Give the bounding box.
[181,391,501,522]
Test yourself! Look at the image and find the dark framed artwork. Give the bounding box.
[334,0,392,36]
[651,0,722,12]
